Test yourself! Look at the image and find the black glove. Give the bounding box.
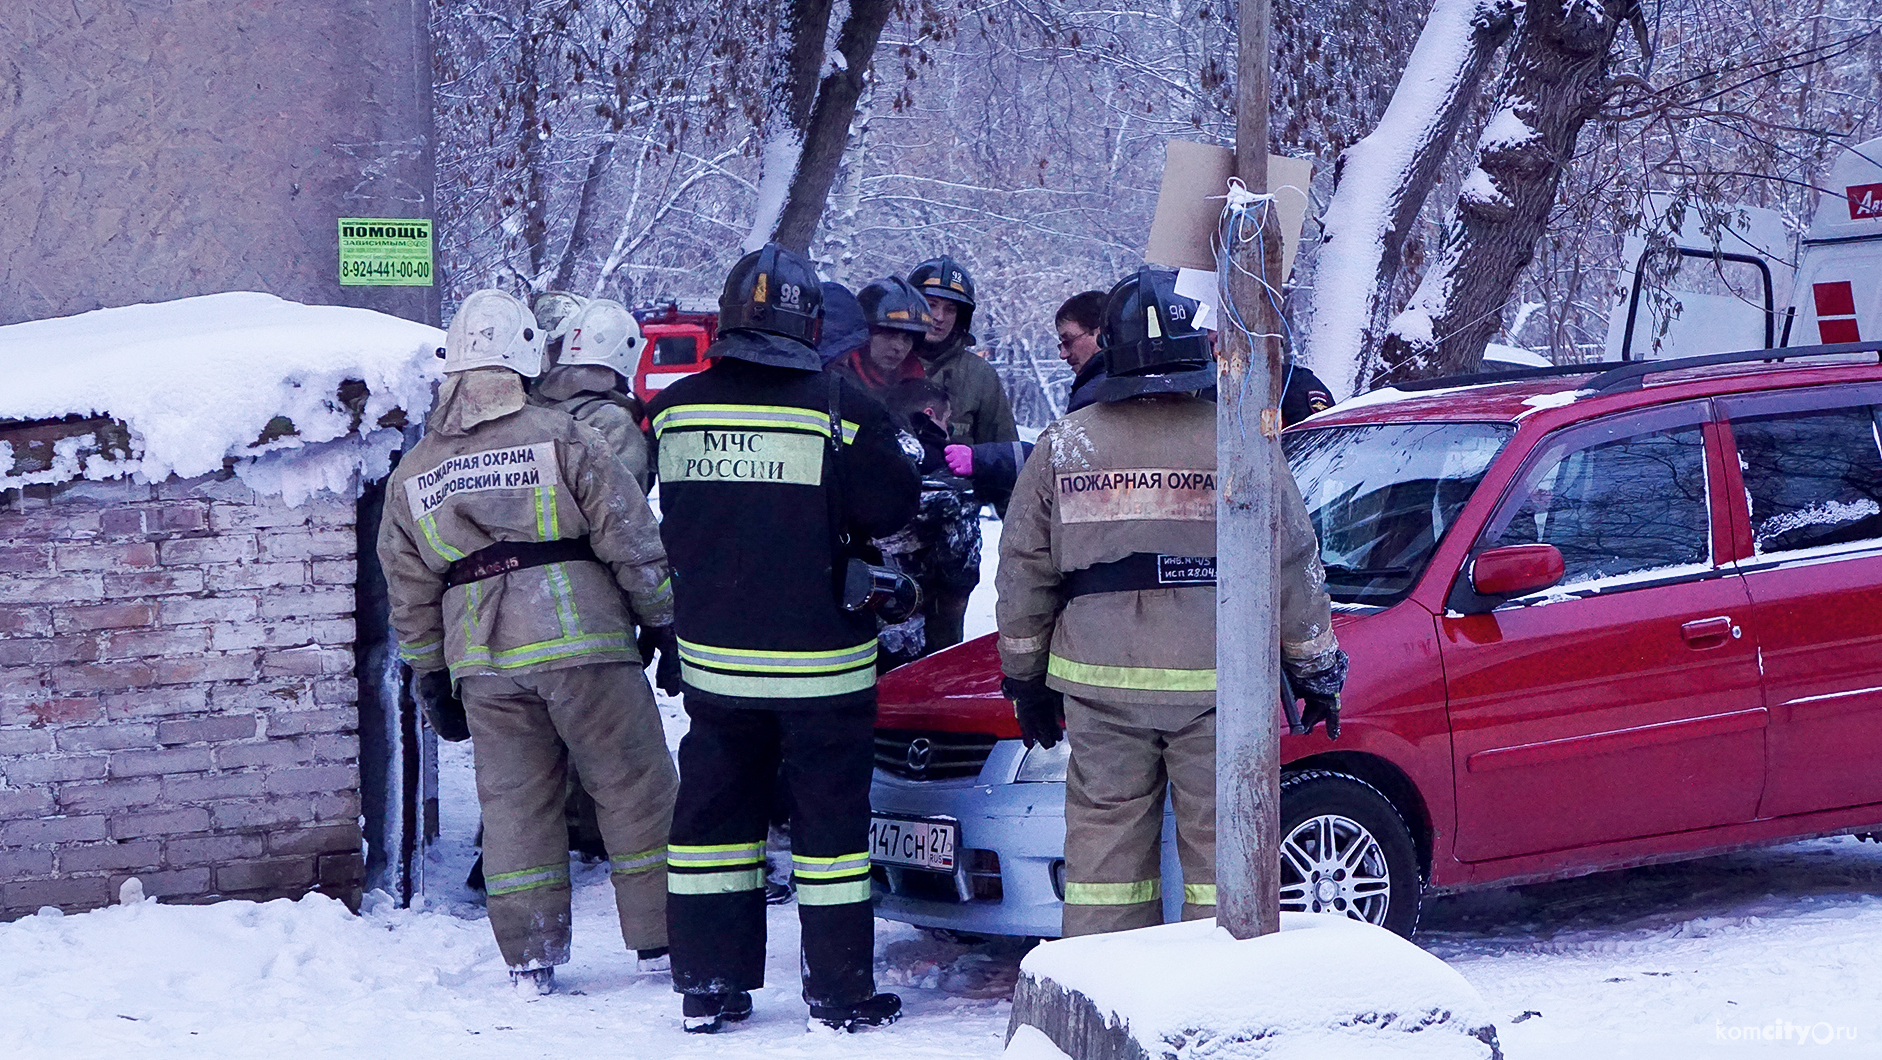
[638,625,683,697]
[1298,692,1340,740]
[1002,675,1064,750]
[414,667,470,742]
[1289,648,1349,741]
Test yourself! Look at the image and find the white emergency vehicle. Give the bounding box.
[1609,136,1881,360]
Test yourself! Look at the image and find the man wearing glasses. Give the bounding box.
[1054,290,1109,412]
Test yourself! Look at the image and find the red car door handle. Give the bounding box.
[1680,616,1735,646]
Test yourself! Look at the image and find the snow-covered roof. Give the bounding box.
[0,292,442,500]
[1809,135,1882,242]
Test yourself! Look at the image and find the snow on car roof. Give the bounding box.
[1302,373,1599,426]
[1301,354,1882,430]
[0,292,441,499]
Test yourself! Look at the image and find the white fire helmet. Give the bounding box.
[532,291,587,343]
[443,290,545,377]
[559,298,644,378]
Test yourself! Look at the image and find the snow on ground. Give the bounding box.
[965,513,1002,641]
[1424,839,1882,1057]
[6,517,1882,1057]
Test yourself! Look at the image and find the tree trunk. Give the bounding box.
[1302,0,1521,398]
[517,13,550,282]
[773,0,898,253]
[1370,0,1636,386]
[812,66,878,276]
[741,0,835,252]
[546,137,615,293]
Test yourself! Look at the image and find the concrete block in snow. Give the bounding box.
[1008,915,1501,1060]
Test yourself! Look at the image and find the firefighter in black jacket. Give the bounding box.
[648,243,920,1034]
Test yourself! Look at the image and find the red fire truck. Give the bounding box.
[629,303,718,405]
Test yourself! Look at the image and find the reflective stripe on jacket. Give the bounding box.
[995,393,1335,707]
[646,352,919,709]
[377,373,672,681]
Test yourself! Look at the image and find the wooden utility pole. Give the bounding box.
[1216,0,1284,941]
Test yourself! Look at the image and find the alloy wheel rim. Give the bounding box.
[1278,812,1392,925]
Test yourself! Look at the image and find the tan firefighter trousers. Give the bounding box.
[1060,694,1216,937]
[460,661,677,968]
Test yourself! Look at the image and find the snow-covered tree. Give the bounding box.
[1300,0,1521,398]
[1370,0,1641,386]
[1303,0,1881,392]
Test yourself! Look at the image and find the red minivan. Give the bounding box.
[868,344,1882,937]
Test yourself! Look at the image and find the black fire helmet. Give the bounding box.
[857,277,935,335]
[1090,267,1215,402]
[718,242,825,347]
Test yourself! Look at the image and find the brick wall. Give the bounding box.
[0,472,365,919]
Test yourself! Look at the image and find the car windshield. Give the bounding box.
[1284,421,1515,606]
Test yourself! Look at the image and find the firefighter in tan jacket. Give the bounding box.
[530,297,653,492]
[377,289,681,993]
[995,268,1347,937]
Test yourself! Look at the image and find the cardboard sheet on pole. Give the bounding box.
[1146,141,1313,282]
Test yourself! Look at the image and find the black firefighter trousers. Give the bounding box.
[667,698,877,1008]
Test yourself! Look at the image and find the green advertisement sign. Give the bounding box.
[338,218,433,286]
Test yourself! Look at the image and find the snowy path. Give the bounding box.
[1429,838,1882,1056]
[8,833,1881,1058]
[6,514,1882,1056]
[0,706,1015,1060]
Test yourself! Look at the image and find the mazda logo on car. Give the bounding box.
[906,738,933,774]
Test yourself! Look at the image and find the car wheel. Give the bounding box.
[1278,770,1422,937]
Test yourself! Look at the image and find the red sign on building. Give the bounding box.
[1849,182,1882,222]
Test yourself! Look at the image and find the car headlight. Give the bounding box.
[1014,740,1069,783]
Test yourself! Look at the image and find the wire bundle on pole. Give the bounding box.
[1212,177,1295,439]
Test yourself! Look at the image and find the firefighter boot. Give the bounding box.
[682,991,754,1034]
[511,967,555,997]
[810,992,903,1032]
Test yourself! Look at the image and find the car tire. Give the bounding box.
[1278,770,1422,937]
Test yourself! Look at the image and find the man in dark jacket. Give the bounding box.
[1055,289,1110,414]
[816,281,868,366]
[1279,360,1336,425]
[648,243,919,1034]
[943,290,1105,496]
[908,256,1020,446]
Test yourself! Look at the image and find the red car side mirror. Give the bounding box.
[1471,544,1565,598]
